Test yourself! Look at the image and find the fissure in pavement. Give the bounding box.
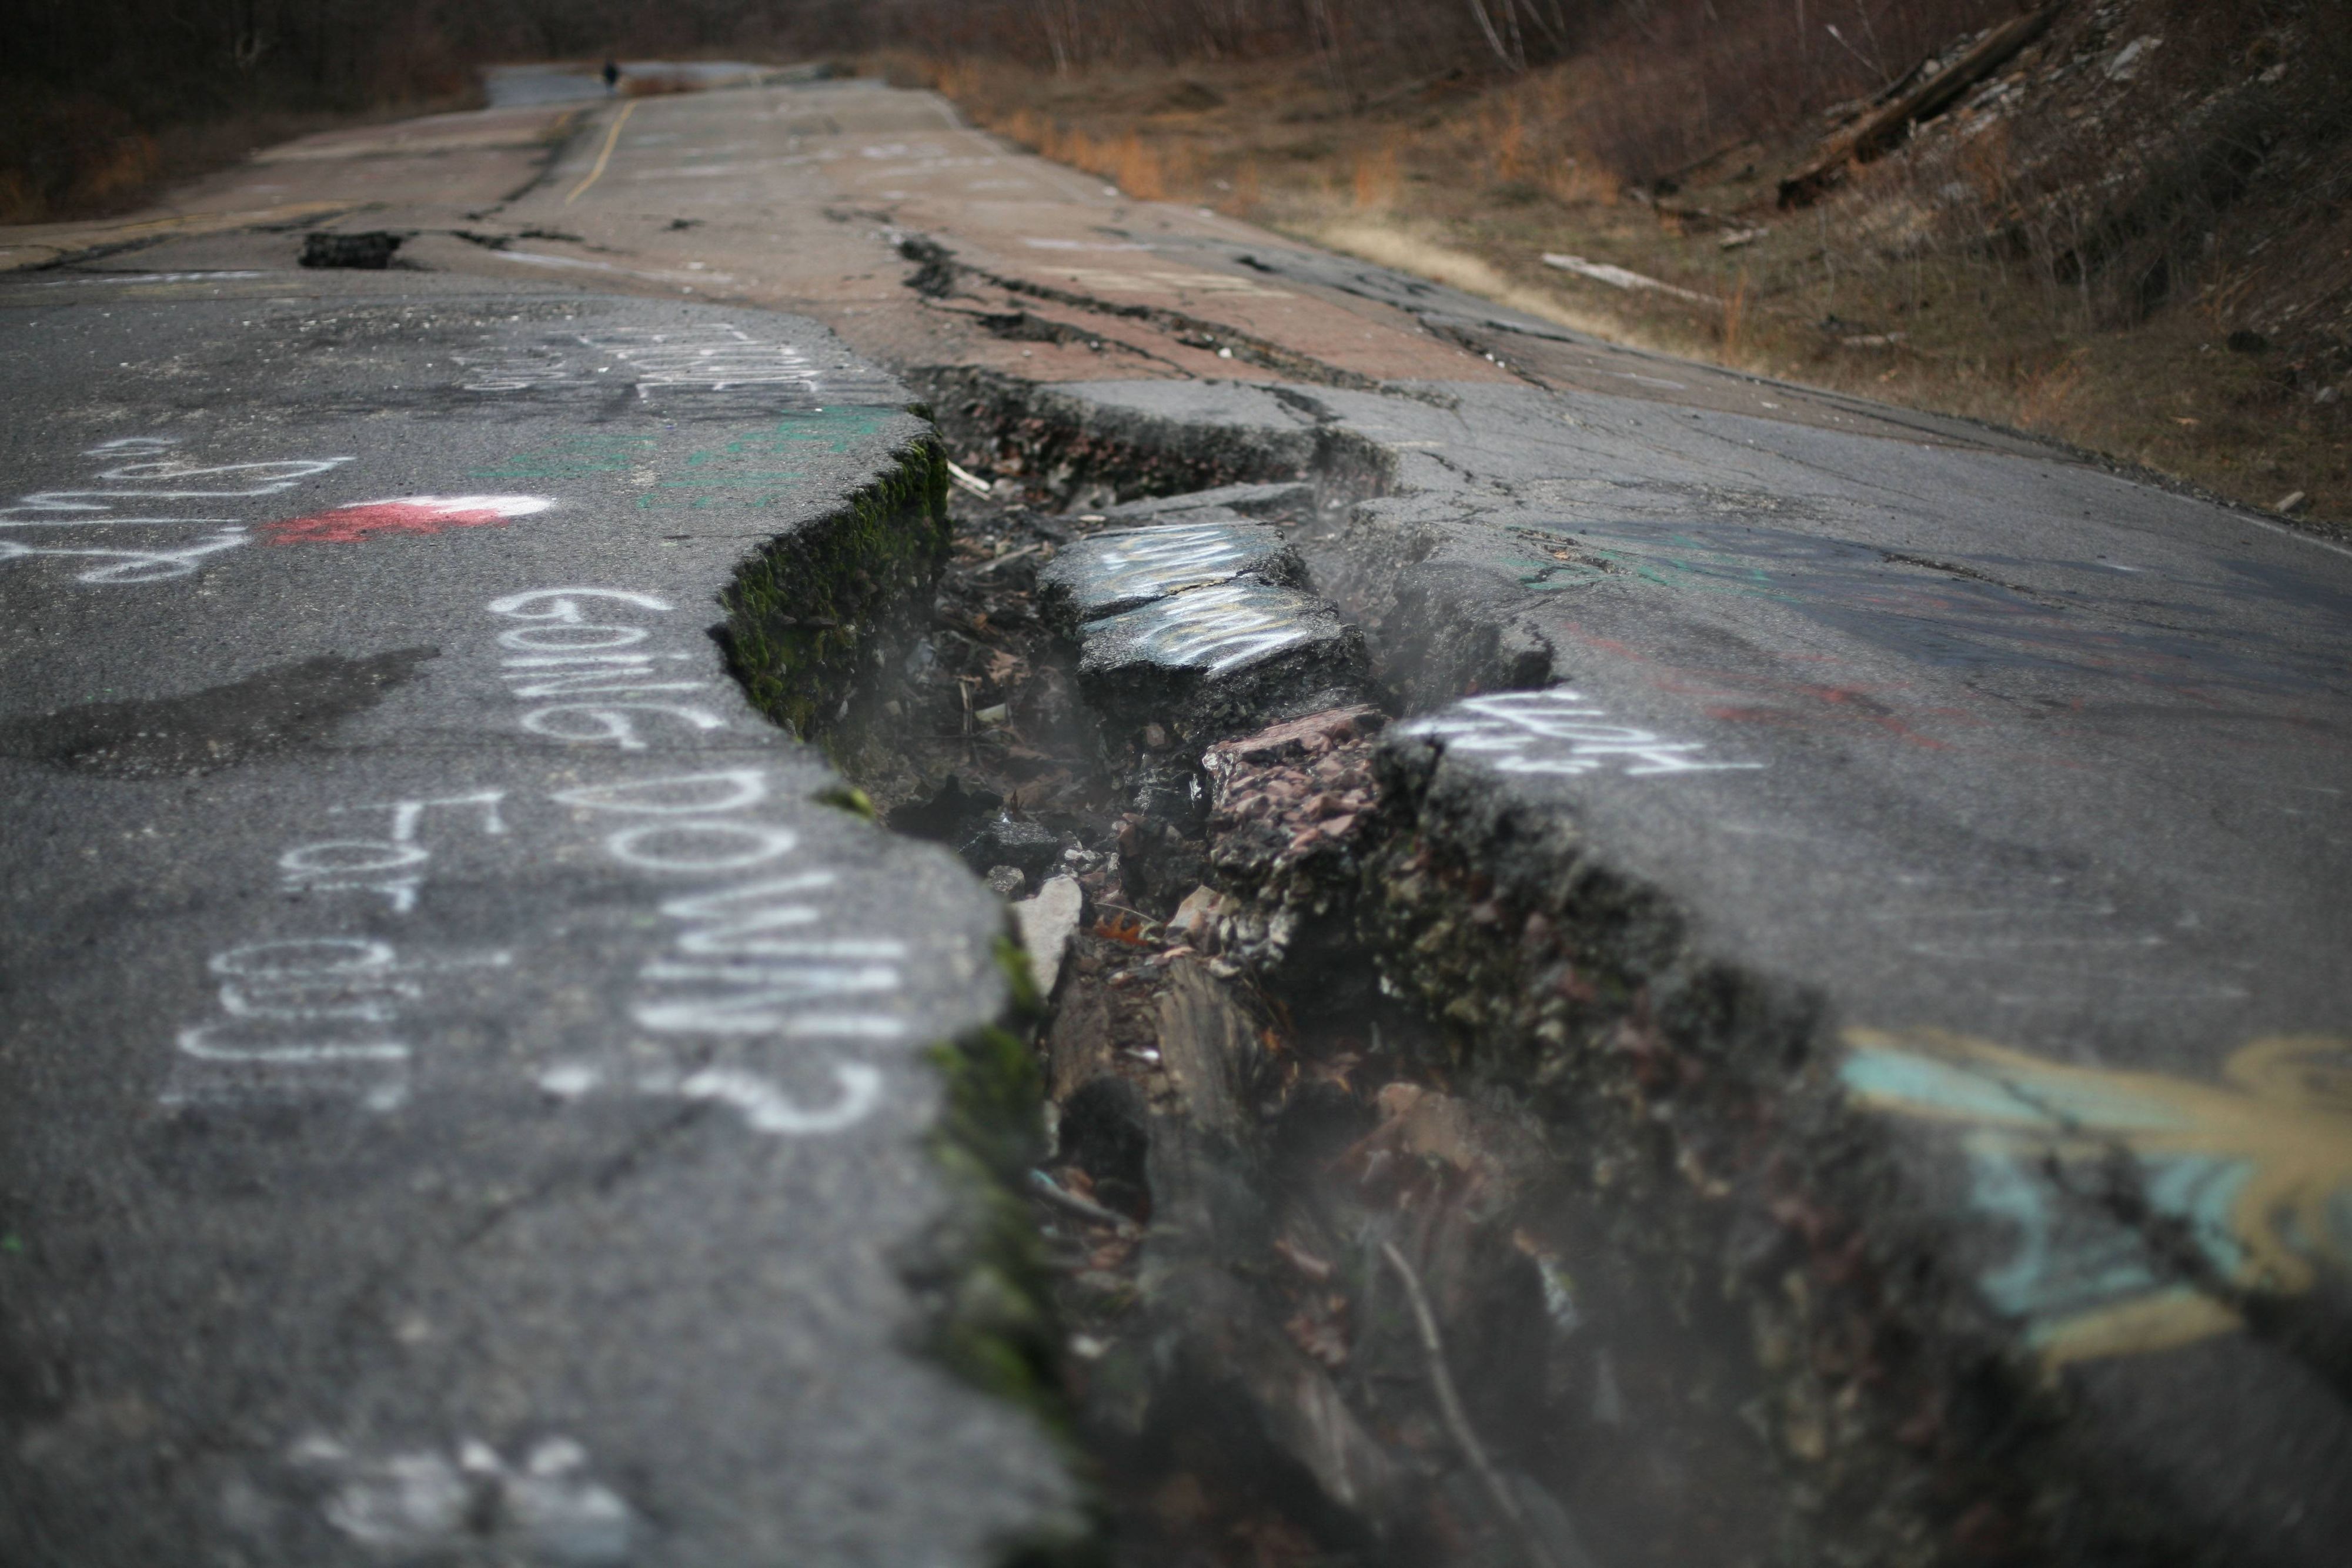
[783,373,2352,1568]
[772,407,1860,1567]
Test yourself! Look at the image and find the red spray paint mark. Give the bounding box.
[260,494,553,545]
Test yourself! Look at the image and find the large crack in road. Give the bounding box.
[5,65,2351,1568]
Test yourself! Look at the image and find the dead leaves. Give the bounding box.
[1091,911,1157,947]
[1351,1083,1482,1172]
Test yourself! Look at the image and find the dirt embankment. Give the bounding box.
[881,0,2352,530]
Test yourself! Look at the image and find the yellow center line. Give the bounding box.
[564,100,637,206]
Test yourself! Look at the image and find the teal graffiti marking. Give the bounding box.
[1506,524,1778,596]
[466,409,906,510]
[1842,1028,2352,1366]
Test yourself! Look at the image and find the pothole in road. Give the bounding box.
[727,423,1795,1567]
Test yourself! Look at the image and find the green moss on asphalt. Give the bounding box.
[919,937,1110,1566]
[921,932,1054,1408]
[723,433,951,741]
[994,932,1044,1022]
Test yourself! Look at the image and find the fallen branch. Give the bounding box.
[1381,1241,1562,1568]
[1779,1,2069,209]
[1541,252,1714,306]
[1464,0,1524,73]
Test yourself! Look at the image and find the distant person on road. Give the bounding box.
[602,61,620,94]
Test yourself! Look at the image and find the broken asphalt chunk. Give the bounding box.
[958,813,1065,881]
[1075,581,1368,740]
[1038,518,1306,632]
[299,230,403,269]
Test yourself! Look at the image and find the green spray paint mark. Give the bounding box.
[474,409,912,510]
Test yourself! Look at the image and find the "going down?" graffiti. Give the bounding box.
[165,583,923,1141]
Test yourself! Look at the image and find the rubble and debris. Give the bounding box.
[959,813,1065,881]
[830,477,1789,1566]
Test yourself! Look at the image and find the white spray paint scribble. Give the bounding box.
[289,1433,633,1566]
[1100,580,1317,674]
[674,1064,886,1135]
[486,588,729,748]
[0,439,351,583]
[1063,521,1284,611]
[456,322,897,402]
[167,785,513,1111]
[282,790,507,912]
[171,940,509,1111]
[1401,688,1764,778]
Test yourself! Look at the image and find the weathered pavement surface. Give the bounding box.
[6,68,2352,1567]
[0,279,1076,1560]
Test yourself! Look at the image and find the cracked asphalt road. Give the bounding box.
[5,66,2351,1568]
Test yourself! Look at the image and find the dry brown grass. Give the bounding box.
[991,103,1197,201]
[1719,267,1752,361]
[0,95,160,223]
[1351,142,1401,209]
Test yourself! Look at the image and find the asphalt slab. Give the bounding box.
[0,276,1076,1566]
